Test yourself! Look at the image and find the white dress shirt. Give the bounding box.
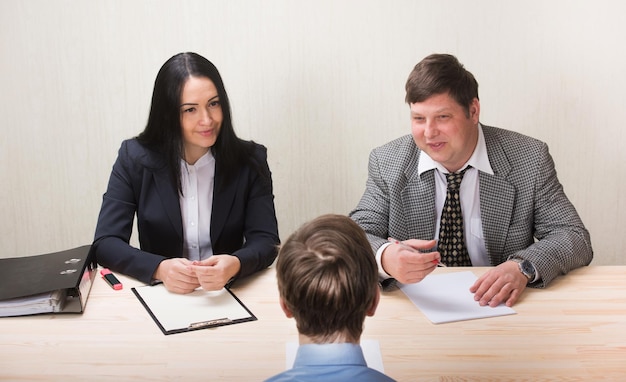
[179,151,215,261]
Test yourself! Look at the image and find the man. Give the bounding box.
[350,53,592,307]
[266,214,395,382]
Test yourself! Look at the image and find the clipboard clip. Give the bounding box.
[188,317,232,329]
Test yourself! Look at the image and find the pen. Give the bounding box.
[101,268,123,290]
[387,238,446,267]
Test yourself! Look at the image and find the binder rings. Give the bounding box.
[0,245,97,317]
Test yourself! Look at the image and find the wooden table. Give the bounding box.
[1,266,625,381]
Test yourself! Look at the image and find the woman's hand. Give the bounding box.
[154,258,201,294]
[192,255,241,291]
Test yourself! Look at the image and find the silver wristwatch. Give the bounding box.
[511,258,535,282]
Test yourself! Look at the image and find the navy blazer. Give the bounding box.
[93,138,280,284]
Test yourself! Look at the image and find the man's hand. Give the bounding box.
[191,255,241,291]
[154,258,201,294]
[469,260,528,307]
[381,239,440,284]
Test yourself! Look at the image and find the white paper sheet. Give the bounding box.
[399,271,516,324]
[285,339,385,372]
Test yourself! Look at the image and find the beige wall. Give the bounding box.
[1,0,624,264]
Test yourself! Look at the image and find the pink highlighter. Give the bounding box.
[100,268,123,290]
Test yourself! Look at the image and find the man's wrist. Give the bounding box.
[510,258,536,283]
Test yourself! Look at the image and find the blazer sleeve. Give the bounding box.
[350,135,420,256]
[92,140,169,283]
[349,148,394,254]
[509,142,593,287]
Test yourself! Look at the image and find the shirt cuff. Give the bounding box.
[376,242,393,280]
[530,263,540,283]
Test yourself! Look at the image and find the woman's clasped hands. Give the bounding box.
[154,256,241,294]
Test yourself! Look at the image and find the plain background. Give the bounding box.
[1,1,624,265]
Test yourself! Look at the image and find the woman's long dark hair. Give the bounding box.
[137,52,257,192]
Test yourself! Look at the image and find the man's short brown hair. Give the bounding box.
[405,53,479,115]
[276,214,378,343]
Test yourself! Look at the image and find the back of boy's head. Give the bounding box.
[276,214,378,343]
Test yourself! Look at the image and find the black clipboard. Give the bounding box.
[132,284,257,335]
[0,245,96,317]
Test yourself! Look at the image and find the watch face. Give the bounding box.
[521,260,534,278]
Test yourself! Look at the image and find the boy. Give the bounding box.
[266,214,395,381]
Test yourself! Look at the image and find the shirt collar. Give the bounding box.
[294,343,367,367]
[181,149,215,169]
[417,123,494,175]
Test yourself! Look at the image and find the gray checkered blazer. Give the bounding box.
[350,125,593,288]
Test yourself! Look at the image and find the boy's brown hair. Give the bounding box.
[276,214,378,343]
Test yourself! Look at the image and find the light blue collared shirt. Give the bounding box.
[264,343,395,382]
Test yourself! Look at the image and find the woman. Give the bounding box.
[93,52,280,294]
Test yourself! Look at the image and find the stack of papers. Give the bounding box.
[0,289,66,317]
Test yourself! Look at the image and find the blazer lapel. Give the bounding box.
[400,150,437,241]
[480,128,515,264]
[211,171,239,243]
[153,169,183,241]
